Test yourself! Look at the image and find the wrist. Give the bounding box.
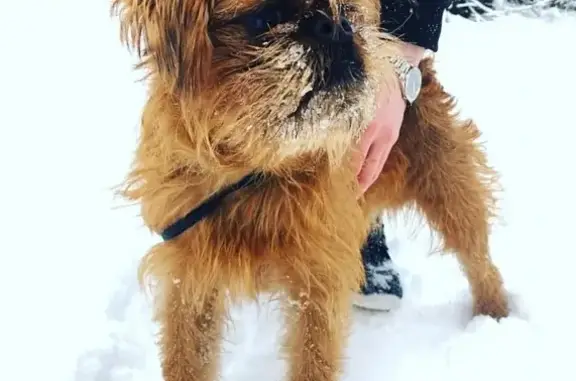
[399,42,426,67]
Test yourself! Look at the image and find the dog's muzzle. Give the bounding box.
[296,10,365,90]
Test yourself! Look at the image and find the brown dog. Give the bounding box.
[112,1,509,381]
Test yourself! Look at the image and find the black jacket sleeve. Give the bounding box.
[380,0,453,52]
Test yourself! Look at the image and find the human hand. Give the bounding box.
[354,42,425,195]
[353,80,405,195]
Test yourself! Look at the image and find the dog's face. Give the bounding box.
[114,0,397,163]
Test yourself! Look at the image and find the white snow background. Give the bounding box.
[0,2,575,381]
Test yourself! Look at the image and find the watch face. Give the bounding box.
[405,67,422,103]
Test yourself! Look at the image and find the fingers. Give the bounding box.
[357,143,380,194]
[356,126,399,195]
[352,120,379,176]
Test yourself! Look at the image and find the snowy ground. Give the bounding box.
[1,3,575,381]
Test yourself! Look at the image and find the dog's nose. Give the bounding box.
[299,11,354,44]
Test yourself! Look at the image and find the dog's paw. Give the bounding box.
[473,290,531,322]
[473,298,509,321]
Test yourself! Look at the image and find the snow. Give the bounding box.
[1,3,575,381]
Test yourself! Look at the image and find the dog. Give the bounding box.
[112,1,510,380]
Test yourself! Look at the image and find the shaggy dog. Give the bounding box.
[112,1,509,380]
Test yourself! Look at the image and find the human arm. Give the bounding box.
[355,0,453,194]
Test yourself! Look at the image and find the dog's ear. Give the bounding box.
[112,0,213,95]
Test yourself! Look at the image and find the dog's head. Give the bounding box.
[113,0,398,168]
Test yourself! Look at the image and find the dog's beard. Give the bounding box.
[213,26,385,151]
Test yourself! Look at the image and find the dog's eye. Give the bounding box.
[243,6,292,37]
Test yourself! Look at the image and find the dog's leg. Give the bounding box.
[157,283,225,381]
[373,59,509,319]
[409,157,509,320]
[282,278,352,381]
[399,80,508,318]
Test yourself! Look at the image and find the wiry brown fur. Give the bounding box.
[112,0,509,380]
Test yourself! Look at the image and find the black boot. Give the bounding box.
[352,220,403,311]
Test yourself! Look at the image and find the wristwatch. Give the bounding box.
[387,56,422,105]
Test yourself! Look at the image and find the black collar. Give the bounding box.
[160,172,261,241]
